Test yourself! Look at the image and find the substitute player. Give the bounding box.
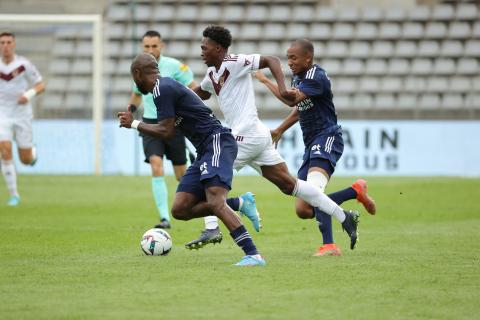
[190,25,360,251]
[255,39,376,256]
[119,53,265,266]
[0,32,44,206]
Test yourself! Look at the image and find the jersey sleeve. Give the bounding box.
[200,71,214,94]
[25,60,42,85]
[172,62,194,87]
[297,73,325,97]
[232,54,260,77]
[152,81,176,121]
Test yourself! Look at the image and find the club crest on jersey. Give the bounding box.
[174,116,183,127]
[311,144,322,155]
[244,59,251,67]
[200,162,209,175]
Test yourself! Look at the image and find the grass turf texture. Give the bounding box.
[1,175,479,320]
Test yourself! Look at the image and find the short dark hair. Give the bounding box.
[0,32,15,38]
[203,25,232,49]
[293,39,314,56]
[142,30,161,40]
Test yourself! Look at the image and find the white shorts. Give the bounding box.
[0,117,33,148]
[233,134,285,173]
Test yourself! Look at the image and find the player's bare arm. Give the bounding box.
[18,80,45,105]
[271,109,299,147]
[127,92,142,112]
[118,111,176,139]
[187,80,199,90]
[191,85,211,100]
[255,70,307,108]
[258,56,296,101]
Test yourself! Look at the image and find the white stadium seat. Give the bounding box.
[355,23,378,39]
[388,59,410,75]
[245,5,268,22]
[292,6,315,22]
[448,22,471,39]
[397,94,417,109]
[402,23,424,39]
[269,6,291,22]
[440,41,464,57]
[365,59,387,75]
[310,23,331,39]
[380,77,402,92]
[352,93,373,109]
[153,4,175,21]
[374,94,396,109]
[456,4,478,21]
[449,77,471,93]
[360,77,381,92]
[442,94,464,109]
[333,23,355,40]
[411,59,433,75]
[337,8,360,22]
[333,94,351,109]
[379,23,402,39]
[384,8,407,21]
[431,5,455,21]
[408,6,430,21]
[175,5,197,21]
[371,41,394,57]
[349,41,371,58]
[326,41,348,57]
[426,77,449,92]
[465,40,480,57]
[334,78,357,94]
[321,59,342,75]
[419,94,441,109]
[425,22,448,39]
[457,58,479,75]
[133,5,151,21]
[433,58,456,75]
[223,6,244,22]
[361,7,384,22]
[264,24,286,40]
[342,59,364,75]
[316,6,336,22]
[404,77,426,93]
[417,41,440,57]
[287,24,309,40]
[395,41,417,57]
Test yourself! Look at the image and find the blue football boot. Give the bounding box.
[234,255,266,267]
[239,192,261,232]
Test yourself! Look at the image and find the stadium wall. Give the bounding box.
[14,119,480,177]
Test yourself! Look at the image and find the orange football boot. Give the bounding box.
[351,179,376,215]
[312,243,342,256]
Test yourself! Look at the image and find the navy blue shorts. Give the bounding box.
[177,132,238,200]
[297,131,344,180]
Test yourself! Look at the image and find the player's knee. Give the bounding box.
[296,207,314,219]
[205,199,225,216]
[171,203,190,221]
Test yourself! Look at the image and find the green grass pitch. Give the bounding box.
[1,175,479,319]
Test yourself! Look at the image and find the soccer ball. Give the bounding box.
[140,228,172,256]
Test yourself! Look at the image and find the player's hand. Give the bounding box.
[279,88,297,101]
[17,95,29,104]
[254,70,268,83]
[117,111,134,128]
[271,128,283,149]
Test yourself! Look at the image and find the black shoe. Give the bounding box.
[342,210,360,250]
[185,227,223,250]
[154,219,171,229]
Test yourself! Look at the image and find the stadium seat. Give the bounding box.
[107,5,129,21]
[360,76,381,93]
[349,41,371,58]
[342,59,364,75]
[379,23,402,39]
[316,6,336,22]
[457,58,479,75]
[440,40,463,57]
[132,5,151,22]
[245,5,268,22]
[47,77,68,91]
[456,4,478,20]
[404,77,426,93]
[326,41,348,57]
[360,7,384,22]
[334,78,357,94]
[309,23,331,40]
[68,76,90,92]
[473,21,480,38]
[365,59,387,75]
[465,40,480,57]
[113,77,133,93]
[223,6,244,22]
[333,94,351,109]
[332,23,355,40]
[380,77,402,92]
[417,41,440,57]
[425,22,448,39]
[49,59,71,75]
[292,5,315,22]
[175,5,197,22]
[259,42,280,56]
[239,24,263,40]
[442,94,464,109]
[384,8,407,21]
[186,59,205,75]
[352,93,373,109]
[448,22,471,39]
[355,23,378,40]
[419,94,441,109]
[433,58,456,75]
[402,22,424,39]
[235,41,257,54]
[199,5,222,22]
[465,93,480,109]
[269,6,291,22]
[395,41,417,57]
[449,76,471,93]
[54,41,75,56]
[408,5,430,21]
[411,59,433,75]
[264,24,286,40]
[337,7,360,22]
[65,93,86,109]
[371,41,394,57]
[374,94,396,109]
[106,23,124,40]
[426,77,449,92]
[397,93,417,109]
[171,24,194,40]
[165,41,191,58]
[76,41,93,57]
[388,59,410,75]
[321,59,342,75]
[287,24,309,40]
[41,93,63,109]
[153,4,175,21]
[431,5,455,21]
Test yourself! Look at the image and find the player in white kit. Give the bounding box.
[0,32,45,206]
[187,25,359,250]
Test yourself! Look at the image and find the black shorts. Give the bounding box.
[140,118,187,165]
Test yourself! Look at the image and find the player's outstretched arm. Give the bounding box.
[118,111,175,139]
[190,85,211,100]
[255,70,291,106]
[258,56,296,101]
[271,108,299,147]
[127,92,142,112]
[18,80,45,104]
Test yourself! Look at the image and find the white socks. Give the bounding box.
[1,160,19,197]
[204,216,219,230]
[293,179,346,223]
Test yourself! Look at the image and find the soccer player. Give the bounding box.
[0,32,44,206]
[255,39,376,256]
[118,53,265,266]
[190,25,360,251]
[127,31,257,242]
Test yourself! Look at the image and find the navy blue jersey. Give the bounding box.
[152,77,227,151]
[291,64,341,146]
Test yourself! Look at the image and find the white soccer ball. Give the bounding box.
[140,228,172,256]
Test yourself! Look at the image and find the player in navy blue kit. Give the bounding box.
[255,39,376,255]
[118,53,265,266]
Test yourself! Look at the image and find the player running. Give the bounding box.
[255,39,376,256]
[189,25,361,252]
[119,53,265,266]
[0,32,44,206]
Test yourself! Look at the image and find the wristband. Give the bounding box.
[131,120,140,129]
[23,88,37,101]
[127,104,137,113]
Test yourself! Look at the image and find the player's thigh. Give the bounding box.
[141,132,165,164]
[13,118,33,149]
[164,132,187,166]
[252,138,285,169]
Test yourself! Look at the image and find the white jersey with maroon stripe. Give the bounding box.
[0,54,42,119]
[200,53,270,138]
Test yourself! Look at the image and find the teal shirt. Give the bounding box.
[133,55,194,119]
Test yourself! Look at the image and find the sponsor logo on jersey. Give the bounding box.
[296,98,314,111]
[179,64,189,72]
[174,116,183,127]
[311,144,322,155]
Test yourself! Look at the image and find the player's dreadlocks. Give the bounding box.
[203,25,232,49]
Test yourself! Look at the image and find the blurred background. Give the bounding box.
[1,0,479,176]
